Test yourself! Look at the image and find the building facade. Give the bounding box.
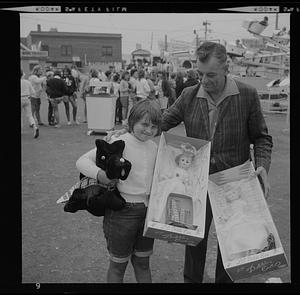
[20,41,48,78]
[131,48,151,67]
[25,25,122,72]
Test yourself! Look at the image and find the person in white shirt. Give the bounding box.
[127,69,138,119]
[76,99,162,283]
[119,71,130,125]
[77,70,90,123]
[98,69,108,81]
[135,69,151,102]
[28,65,47,126]
[21,69,39,138]
[112,74,122,124]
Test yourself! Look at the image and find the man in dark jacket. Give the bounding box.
[161,42,273,283]
[46,70,68,128]
[62,67,79,125]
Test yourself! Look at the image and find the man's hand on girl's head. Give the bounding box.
[104,128,128,142]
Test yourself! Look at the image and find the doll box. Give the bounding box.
[207,160,288,281]
[143,132,211,246]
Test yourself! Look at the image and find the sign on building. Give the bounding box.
[20,50,48,57]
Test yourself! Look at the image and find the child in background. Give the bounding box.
[76,99,162,283]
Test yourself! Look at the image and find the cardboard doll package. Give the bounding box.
[143,132,211,246]
[208,160,288,281]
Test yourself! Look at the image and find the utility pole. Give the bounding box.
[164,34,168,51]
[193,29,199,48]
[203,20,211,40]
[275,13,279,30]
[150,32,153,66]
[150,32,153,51]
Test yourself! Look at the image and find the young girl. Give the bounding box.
[76,99,162,283]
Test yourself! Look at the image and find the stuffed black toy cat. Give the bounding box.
[63,139,132,216]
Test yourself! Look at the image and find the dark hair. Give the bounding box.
[63,67,71,75]
[112,74,119,82]
[196,42,227,65]
[130,68,137,77]
[170,73,176,79]
[128,99,162,135]
[90,69,98,78]
[54,70,61,77]
[187,69,198,79]
[137,69,145,79]
[121,71,130,80]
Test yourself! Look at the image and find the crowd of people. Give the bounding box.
[21,62,202,138]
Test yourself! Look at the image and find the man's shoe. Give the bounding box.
[38,122,45,126]
[54,124,61,128]
[33,127,39,138]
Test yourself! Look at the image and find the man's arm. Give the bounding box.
[248,88,273,198]
[248,88,273,173]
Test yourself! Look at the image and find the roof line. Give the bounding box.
[29,31,122,37]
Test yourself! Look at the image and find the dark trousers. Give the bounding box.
[63,94,77,122]
[183,196,233,283]
[115,97,122,123]
[48,100,54,124]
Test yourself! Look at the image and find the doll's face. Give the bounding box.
[178,155,192,170]
[225,186,241,202]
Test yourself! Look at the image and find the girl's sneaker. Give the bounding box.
[54,124,61,128]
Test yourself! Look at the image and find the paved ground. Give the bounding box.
[21,97,290,285]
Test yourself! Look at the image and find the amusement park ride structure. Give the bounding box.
[161,17,289,74]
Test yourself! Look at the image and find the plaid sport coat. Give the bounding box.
[161,79,273,175]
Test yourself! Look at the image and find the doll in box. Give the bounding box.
[155,143,198,227]
[218,181,276,261]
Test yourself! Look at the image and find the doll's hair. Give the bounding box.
[175,143,197,165]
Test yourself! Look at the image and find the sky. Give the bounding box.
[20,13,290,55]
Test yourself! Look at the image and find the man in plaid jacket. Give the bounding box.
[161,41,273,283]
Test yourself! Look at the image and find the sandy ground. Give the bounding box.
[21,97,290,285]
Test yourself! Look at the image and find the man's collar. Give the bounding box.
[196,76,240,103]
